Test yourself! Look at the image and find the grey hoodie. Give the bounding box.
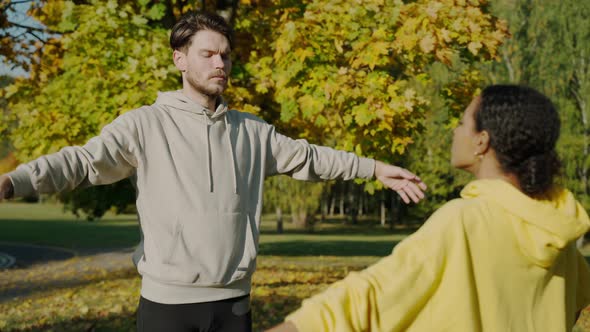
[8,90,375,303]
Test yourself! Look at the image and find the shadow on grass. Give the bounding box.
[0,243,75,267]
[259,240,400,256]
[261,215,423,235]
[261,227,419,236]
[0,218,140,250]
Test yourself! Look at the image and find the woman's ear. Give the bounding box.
[173,50,187,72]
[475,130,491,155]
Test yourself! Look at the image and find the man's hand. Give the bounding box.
[375,160,427,204]
[0,175,14,201]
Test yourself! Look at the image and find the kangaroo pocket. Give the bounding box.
[143,210,257,286]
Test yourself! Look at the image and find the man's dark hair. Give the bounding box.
[170,11,233,53]
[475,84,561,197]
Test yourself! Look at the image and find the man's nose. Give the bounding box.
[213,54,225,68]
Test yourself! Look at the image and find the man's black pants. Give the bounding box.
[136,294,252,332]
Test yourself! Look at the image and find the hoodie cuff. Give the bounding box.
[357,157,376,180]
[7,165,37,198]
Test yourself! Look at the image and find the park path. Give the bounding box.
[0,243,136,303]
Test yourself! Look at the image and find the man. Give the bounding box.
[0,11,426,332]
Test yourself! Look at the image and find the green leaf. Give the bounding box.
[146,4,166,21]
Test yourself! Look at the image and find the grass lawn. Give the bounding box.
[2,201,588,257]
[0,202,139,249]
[0,202,408,256]
[1,202,589,331]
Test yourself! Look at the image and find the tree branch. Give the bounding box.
[2,0,33,11]
[28,30,46,43]
[10,0,35,4]
[7,20,59,35]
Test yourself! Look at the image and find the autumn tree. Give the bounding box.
[0,75,17,174]
[253,0,507,222]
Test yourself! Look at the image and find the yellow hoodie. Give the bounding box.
[285,179,590,331]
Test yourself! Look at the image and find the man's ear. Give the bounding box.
[475,130,491,154]
[173,50,187,72]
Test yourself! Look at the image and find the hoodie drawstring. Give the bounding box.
[203,112,237,194]
[224,115,238,194]
[205,120,213,193]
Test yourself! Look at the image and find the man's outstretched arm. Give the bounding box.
[0,113,140,201]
[266,126,427,204]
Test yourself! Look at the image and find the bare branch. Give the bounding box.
[9,0,35,4]
[28,30,46,43]
[6,20,59,35]
[13,31,28,39]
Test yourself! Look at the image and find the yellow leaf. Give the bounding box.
[372,41,390,56]
[439,28,452,43]
[387,84,399,96]
[3,84,19,98]
[435,48,454,65]
[419,34,436,53]
[426,2,443,18]
[334,39,344,53]
[467,41,482,55]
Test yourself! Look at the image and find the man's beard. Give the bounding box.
[186,74,227,98]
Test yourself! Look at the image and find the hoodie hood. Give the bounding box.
[155,90,229,119]
[154,90,237,193]
[461,179,590,267]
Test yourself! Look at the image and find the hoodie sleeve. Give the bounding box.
[285,202,461,332]
[7,113,140,198]
[265,125,375,180]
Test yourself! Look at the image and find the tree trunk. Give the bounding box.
[276,207,283,234]
[380,191,386,226]
[389,194,397,230]
[339,185,345,217]
[348,182,358,224]
[292,209,308,229]
[502,48,516,82]
[358,188,364,217]
[329,194,335,217]
[321,189,328,223]
[570,71,589,248]
[569,71,589,193]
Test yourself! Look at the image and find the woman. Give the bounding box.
[268,85,590,332]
